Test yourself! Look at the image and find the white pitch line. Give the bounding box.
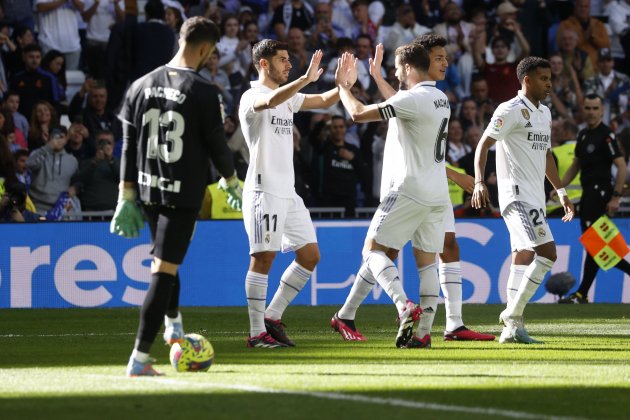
[95,374,584,420]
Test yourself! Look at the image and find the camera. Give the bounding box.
[0,183,27,221]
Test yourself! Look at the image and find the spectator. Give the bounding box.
[41,50,67,106]
[0,180,37,222]
[487,2,531,65]
[313,116,365,217]
[544,52,582,121]
[604,0,630,76]
[81,0,124,79]
[13,149,31,189]
[199,50,234,114]
[2,1,35,32]
[257,0,285,38]
[128,0,177,83]
[383,4,431,67]
[216,15,250,92]
[287,27,313,85]
[26,126,79,212]
[0,109,26,151]
[517,0,553,58]
[35,0,84,70]
[9,44,59,119]
[28,100,59,151]
[433,2,475,97]
[323,37,370,92]
[165,5,184,38]
[242,20,261,47]
[69,81,122,144]
[271,0,314,41]
[3,92,29,139]
[0,131,17,185]
[473,35,523,105]
[557,0,610,69]
[557,27,595,84]
[349,0,377,41]
[469,75,495,127]
[446,118,470,165]
[458,97,483,132]
[583,48,630,124]
[309,0,344,53]
[64,121,95,162]
[73,130,119,211]
[2,26,35,80]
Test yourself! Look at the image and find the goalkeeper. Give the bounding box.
[111,17,242,377]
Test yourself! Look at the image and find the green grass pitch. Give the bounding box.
[0,304,628,419]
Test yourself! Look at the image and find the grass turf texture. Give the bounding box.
[0,304,628,419]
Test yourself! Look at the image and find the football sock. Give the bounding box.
[165,273,180,318]
[164,311,182,328]
[338,262,376,320]
[507,264,527,305]
[265,261,312,320]
[439,262,464,332]
[365,250,408,313]
[508,256,554,317]
[246,271,268,337]
[417,263,439,337]
[136,272,176,353]
[131,349,150,363]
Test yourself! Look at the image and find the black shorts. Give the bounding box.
[142,204,199,265]
[580,184,611,232]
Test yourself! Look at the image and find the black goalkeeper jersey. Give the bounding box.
[119,64,235,208]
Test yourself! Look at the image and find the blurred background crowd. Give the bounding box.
[1,0,630,221]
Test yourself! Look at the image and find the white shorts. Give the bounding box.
[443,205,455,233]
[242,191,317,254]
[503,201,554,252]
[368,192,447,252]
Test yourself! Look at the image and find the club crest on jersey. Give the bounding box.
[491,116,503,130]
[521,109,530,120]
[265,233,271,243]
[538,227,546,238]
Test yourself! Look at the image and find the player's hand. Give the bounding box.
[110,199,144,238]
[561,196,575,222]
[471,182,489,209]
[335,52,358,88]
[218,174,243,211]
[368,43,384,79]
[305,49,324,83]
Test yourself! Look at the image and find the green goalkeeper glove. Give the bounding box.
[110,187,144,238]
[218,174,243,211]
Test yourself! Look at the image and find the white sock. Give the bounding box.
[338,263,376,320]
[246,271,268,336]
[417,263,440,337]
[365,250,408,313]
[131,349,150,363]
[507,256,554,317]
[164,312,182,328]
[439,262,463,332]
[507,264,528,305]
[265,261,311,321]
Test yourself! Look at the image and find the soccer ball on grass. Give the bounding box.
[169,333,214,372]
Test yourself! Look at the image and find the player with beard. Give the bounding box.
[332,41,451,348]
[472,57,574,344]
[332,35,495,347]
[112,17,242,376]
[239,40,341,348]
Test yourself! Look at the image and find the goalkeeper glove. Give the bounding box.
[218,173,243,211]
[110,187,144,238]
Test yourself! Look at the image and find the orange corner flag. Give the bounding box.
[579,215,630,271]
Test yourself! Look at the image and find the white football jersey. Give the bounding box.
[379,81,450,206]
[484,90,552,212]
[239,81,305,198]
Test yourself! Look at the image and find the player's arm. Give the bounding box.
[545,149,574,222]
[301,87,340,110]
[607,156,627,215]
[560,156,581,187]
[369,43,396,100]
[253,50,324,112]
[336,52,385,123]
[446,167,475,194]
[471,133,497,209]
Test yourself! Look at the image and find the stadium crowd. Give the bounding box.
[1,0,630,221]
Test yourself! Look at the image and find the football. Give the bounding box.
[169,333,214,372]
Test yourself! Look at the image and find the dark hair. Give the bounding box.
[355,34,373,47]
[413,34,447,54]
[252,39,289,70]
[395,42,430,72]
[13,148,29,160]
[179,17,220,46]
[335,37,355,52]
[584,93,603,104]
[491,35,509,49]
[145,0,165,21]
[516,56,550,83]
[22,43,42,55]
[331,115,346,123]
[12,26,32,42]
[221,14,239,35]
[42,49,67,88]
[165,6,184,32]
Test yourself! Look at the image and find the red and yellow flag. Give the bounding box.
[579,215,630,270]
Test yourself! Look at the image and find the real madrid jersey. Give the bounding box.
[484,90,552,212]
[239,81,305,198]
[378,81,450,206]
